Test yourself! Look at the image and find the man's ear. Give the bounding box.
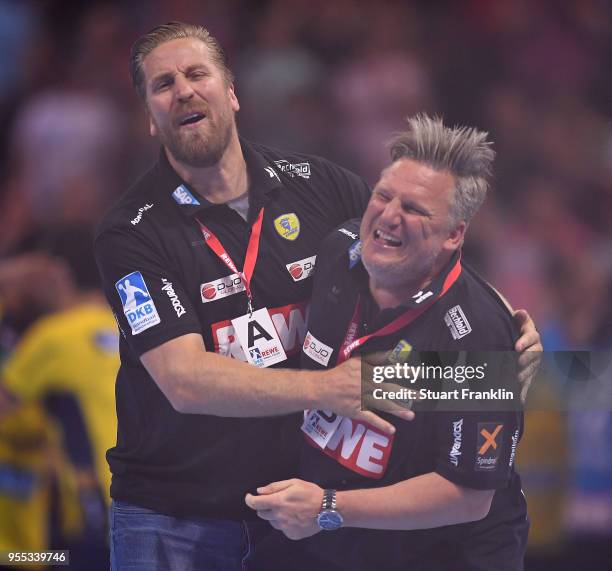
[146,107,158,137]
[444,220,467,252]
[228,83,240,113]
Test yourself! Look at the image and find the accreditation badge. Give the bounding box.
[301,409,342,448]
[231,308,287,367]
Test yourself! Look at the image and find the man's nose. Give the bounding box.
[174,75,195,101]
[379,198,401,226]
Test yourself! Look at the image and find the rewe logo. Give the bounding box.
[212,301,309,360]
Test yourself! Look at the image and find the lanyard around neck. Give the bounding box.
[197,207,264,315]
[337,258,462,364]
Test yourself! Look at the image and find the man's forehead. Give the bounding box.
[377,158,454,195]
[143,37,215,77]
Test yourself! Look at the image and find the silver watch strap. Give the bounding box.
[321,488,337,511]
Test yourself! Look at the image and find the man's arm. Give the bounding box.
[141,333,412,431]
[245,474,493,540]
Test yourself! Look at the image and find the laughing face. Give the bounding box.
[142,37,239,167]
[360,158,465,291]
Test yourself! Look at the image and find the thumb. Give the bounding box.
[256,479,294,495]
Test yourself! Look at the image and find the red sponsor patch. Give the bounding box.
[305,417,394,479]
[288,263,303,280]
[201,284,217,300]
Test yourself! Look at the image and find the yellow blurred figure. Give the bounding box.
[0,250,118,564]
[2,303,118,505]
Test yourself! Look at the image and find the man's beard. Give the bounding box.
[362,242,442,292]
[157,107,235,168]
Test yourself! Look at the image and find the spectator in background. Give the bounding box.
[0,233,119,570]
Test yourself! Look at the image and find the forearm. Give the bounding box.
[337,472,493,530]
[174,348,318,416]
[141,334,384,426]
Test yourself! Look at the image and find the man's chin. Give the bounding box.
[168,139,225,168]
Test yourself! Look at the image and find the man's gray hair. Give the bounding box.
[389,114,495,224]
[130,22,233,100]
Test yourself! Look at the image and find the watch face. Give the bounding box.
[317,509,343,530]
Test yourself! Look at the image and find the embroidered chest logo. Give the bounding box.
[274,213,300,241]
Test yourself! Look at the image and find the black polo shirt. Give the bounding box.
[93,140,370,520]
[298,219,528,571]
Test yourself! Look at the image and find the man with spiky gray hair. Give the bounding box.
[247,115,529,570]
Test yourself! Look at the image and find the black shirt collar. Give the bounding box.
[357,250,462,328]
[155,138,284,222]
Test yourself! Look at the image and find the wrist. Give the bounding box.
[316,488,344,530]
[300,370,327,409]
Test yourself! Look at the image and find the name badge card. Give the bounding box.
[301,409,342,448]
[231,308,287,367]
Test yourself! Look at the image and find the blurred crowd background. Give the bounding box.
[0,0,610,569]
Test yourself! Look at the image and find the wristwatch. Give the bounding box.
[316,488,344,530]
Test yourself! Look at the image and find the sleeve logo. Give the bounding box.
[475,422,503,471]
[115,271,160,335]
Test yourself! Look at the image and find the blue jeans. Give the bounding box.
[109,500,270,571]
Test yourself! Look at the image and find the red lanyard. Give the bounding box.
[197,208,264,314]
[337,258,462,364]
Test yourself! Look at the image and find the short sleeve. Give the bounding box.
[433,409,521,490]
[94,228,202,356]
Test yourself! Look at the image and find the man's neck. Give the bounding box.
[166,132,248,203]
[369,277,433,311]
[368,253,453,311]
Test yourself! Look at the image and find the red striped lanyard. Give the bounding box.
[197,208,264,315]
[337,258,462,364]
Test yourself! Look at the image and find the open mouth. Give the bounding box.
[374,229,402,247]
[179,112,206,126]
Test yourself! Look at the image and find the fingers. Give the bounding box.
[387,408,415,422]
[513,308,529,326]
[352,411,396,435]
[513,309,542,352]
[520,379,532,405]
[245,492,276,510]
